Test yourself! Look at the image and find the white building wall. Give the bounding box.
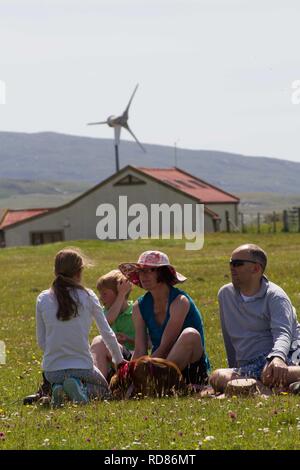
[206,203,238,231]
[4,169,216,246]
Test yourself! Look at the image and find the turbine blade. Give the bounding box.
[123,84,139,119]
[87,121,107,126]
[123,123,146,153]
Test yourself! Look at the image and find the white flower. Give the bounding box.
[204,436,215,442]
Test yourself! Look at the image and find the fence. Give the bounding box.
[228,208,300,233]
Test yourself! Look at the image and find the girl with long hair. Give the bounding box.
[36,247,125,406]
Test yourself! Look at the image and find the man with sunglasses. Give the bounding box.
[210,243,300,394]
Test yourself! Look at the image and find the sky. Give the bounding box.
[0,0,300,161]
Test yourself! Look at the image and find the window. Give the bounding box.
[162,179,181,188]
[175,179,195,188]
[188,179,207,188]
[0,230,5,248]
[114,175,146,186]
[31,231,64,246]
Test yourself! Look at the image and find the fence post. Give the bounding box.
[257,213,260,234]
[240,213,246,233]
[225,211,230,232]
[283,210,289,232]
[273,212,277,233]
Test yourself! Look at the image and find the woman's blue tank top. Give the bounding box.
[138,286,210,371]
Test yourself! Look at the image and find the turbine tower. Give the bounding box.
[87,84,146,172]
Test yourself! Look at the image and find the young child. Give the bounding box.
[36,248,126,407]
[91,269,134,380]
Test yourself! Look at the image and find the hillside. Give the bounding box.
[1,131,300,195]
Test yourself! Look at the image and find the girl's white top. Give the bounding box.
[36,288,123,371]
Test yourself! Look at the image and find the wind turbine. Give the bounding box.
[87,84,146,172]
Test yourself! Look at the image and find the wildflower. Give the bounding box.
[0,432,5,441]
[178,431,183,437]
[42,438,50,446]
[228,410,237,421]
[204,435,215,442]
[86,438,91,442]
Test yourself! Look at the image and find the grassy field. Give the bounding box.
[1,233,300,450]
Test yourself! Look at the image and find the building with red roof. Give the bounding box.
[1,166,239,247]
[138,167,238,204]
[0,209,49,230]
[0,209,49,246]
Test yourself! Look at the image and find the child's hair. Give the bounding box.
[96,269,132,299]
[52,247,90,321]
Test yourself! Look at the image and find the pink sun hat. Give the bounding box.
[118,250,187,288]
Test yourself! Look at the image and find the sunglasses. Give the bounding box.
[229,258,259,268]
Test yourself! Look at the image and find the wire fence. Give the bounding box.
[232,208,300,233]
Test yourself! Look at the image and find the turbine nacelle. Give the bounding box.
[87,84,146,158]
[107,115,124,127]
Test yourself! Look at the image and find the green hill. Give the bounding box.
[1,131,300,195]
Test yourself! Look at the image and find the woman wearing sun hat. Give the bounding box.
[119,251,210,386]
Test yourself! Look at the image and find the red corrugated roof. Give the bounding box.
[0,209,7,225]
[137,167,239,203]
[0,209,49,230]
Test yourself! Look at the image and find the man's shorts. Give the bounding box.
[233,343,300,381]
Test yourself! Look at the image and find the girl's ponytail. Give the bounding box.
[52,248,89,321]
